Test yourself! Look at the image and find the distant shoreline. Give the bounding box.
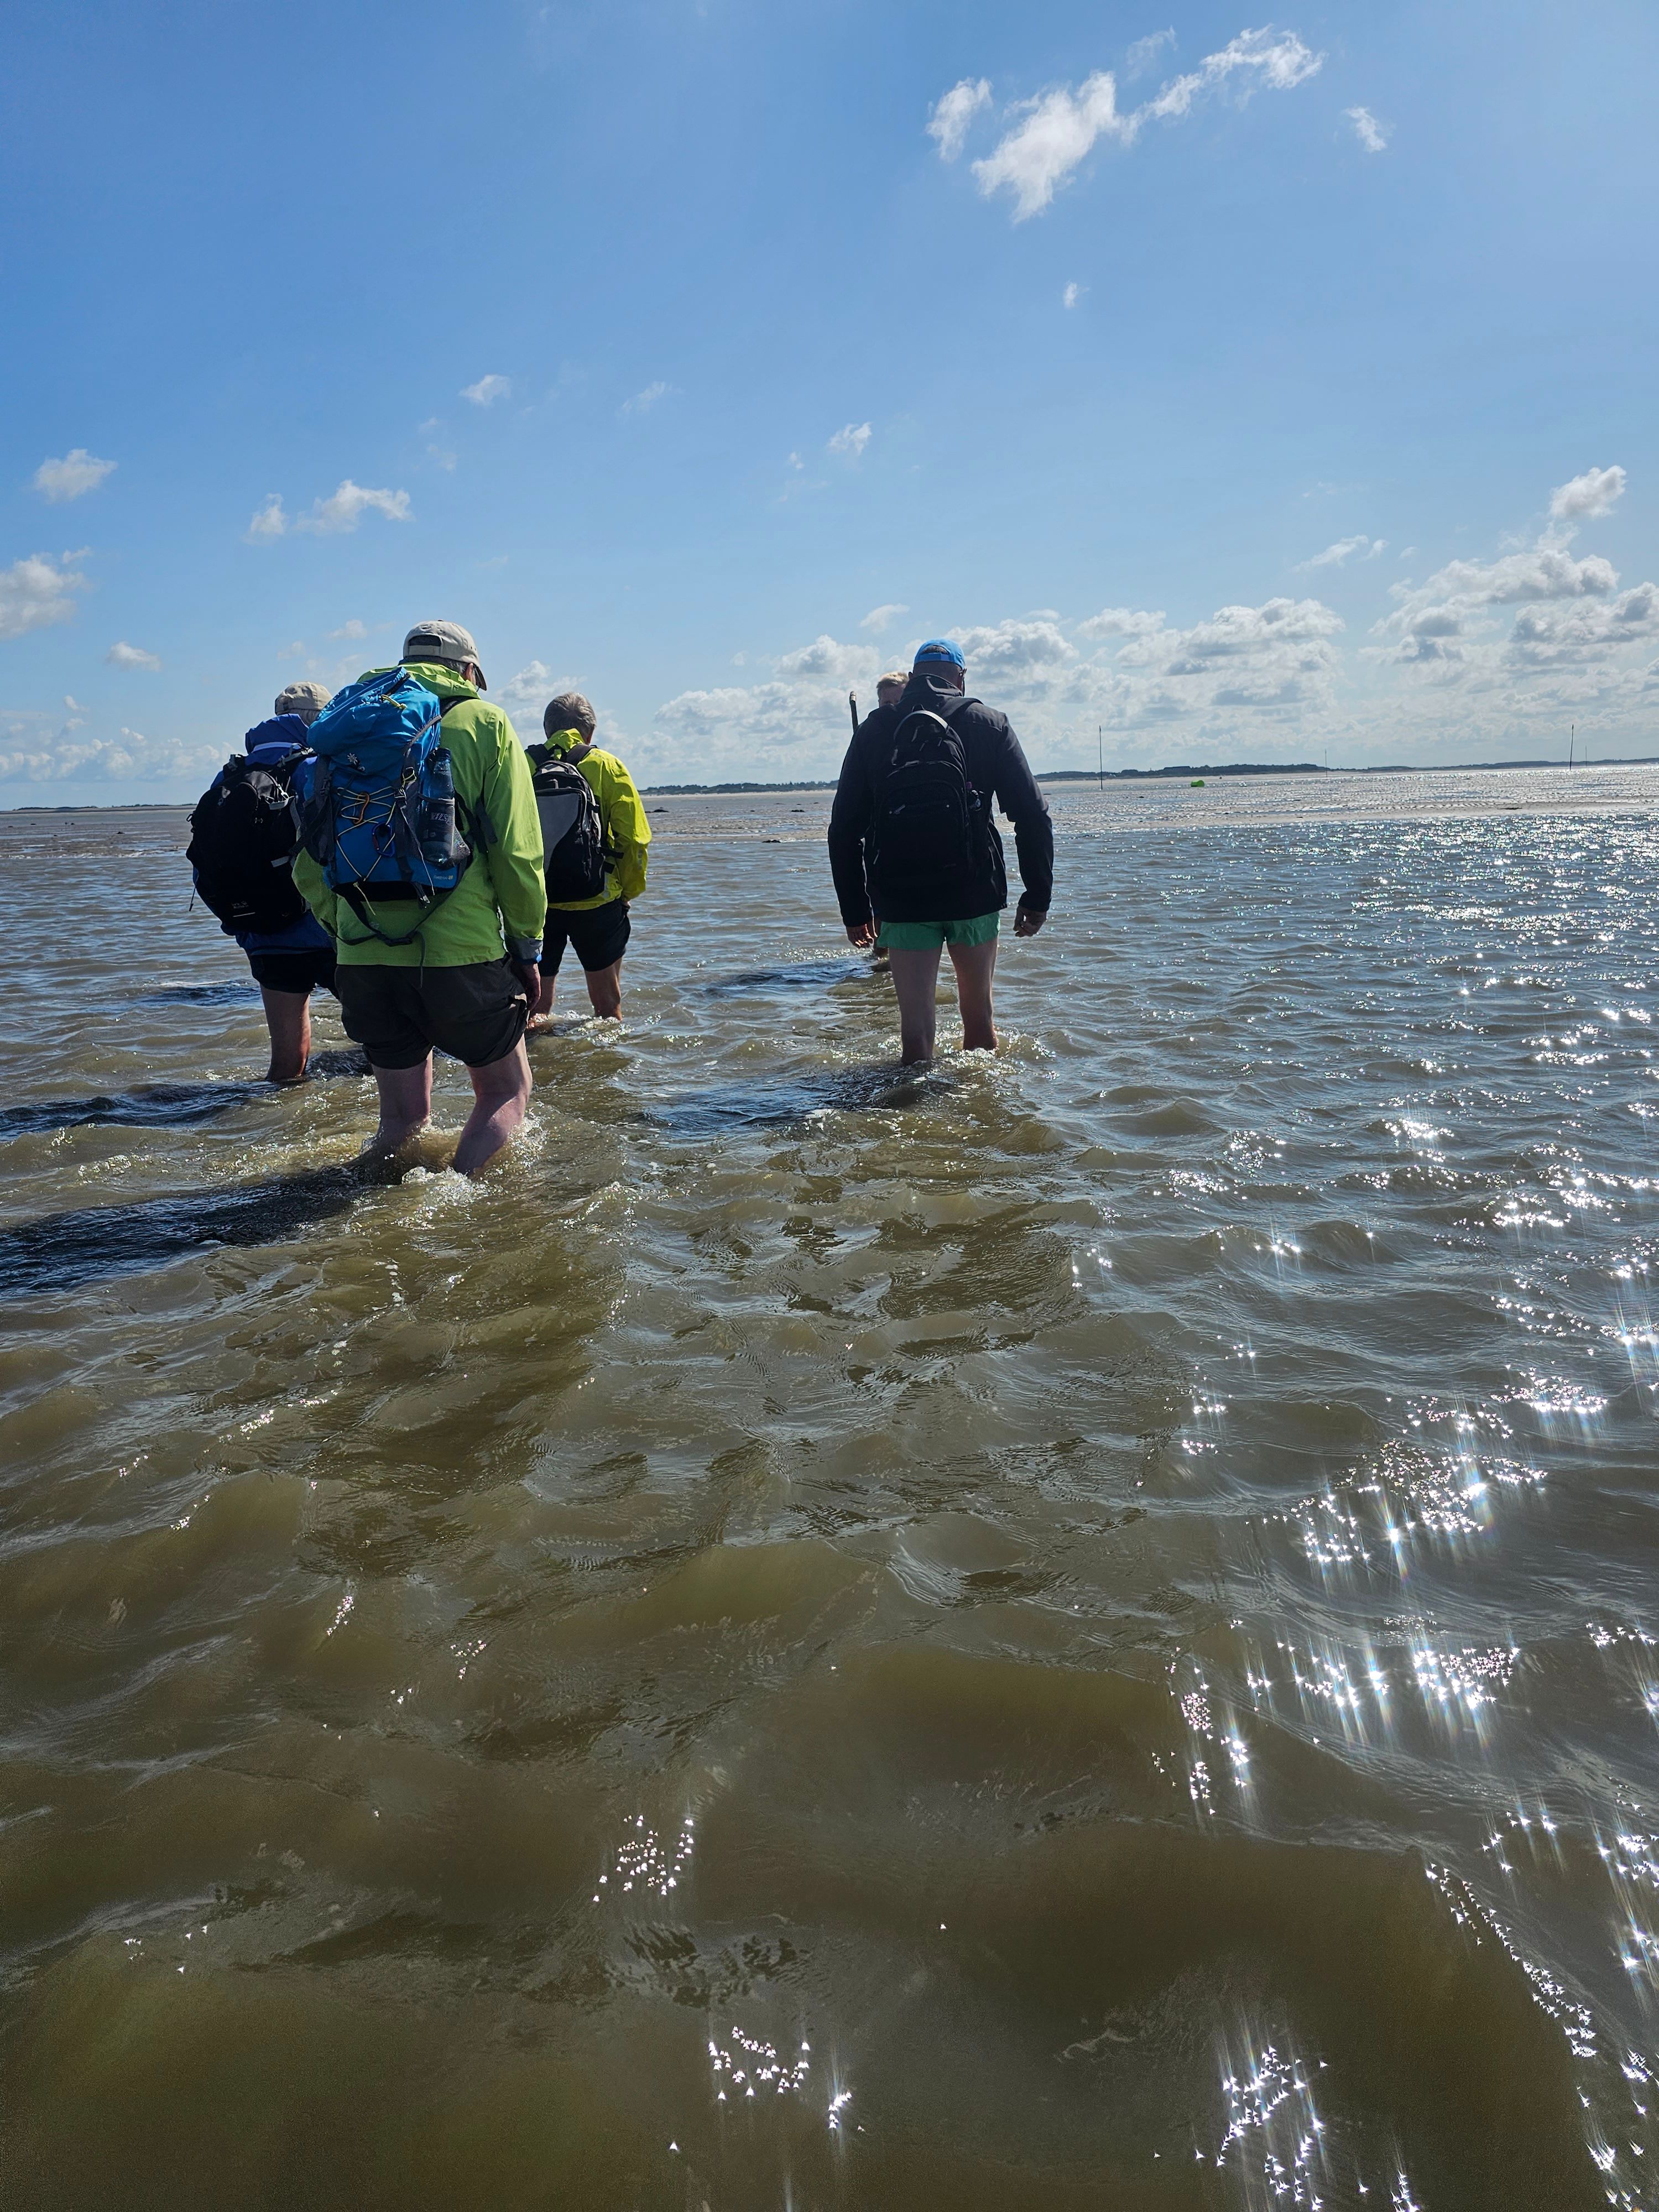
[7,754,1659,811]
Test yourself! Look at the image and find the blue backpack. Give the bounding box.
[297,669,479,946]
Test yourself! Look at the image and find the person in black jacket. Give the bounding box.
[828,639,1053,1062]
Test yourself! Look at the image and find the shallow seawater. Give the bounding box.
[2,773,1658,2210]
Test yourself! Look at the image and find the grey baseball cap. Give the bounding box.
[544,691,596,740]
[274,681,331,724]
[402,619,486,688]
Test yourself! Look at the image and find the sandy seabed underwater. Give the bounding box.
[2,768,1659,2211]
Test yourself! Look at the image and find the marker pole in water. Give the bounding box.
[1098,724,1103,793]
[1569,722,1574,769]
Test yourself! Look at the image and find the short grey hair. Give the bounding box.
[876,670,909,702]
[544,691,596,740]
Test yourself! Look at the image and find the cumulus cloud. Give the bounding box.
[1506,585,1659,669]
[246,494,288,541]
[1345,105,1389,152]
[1062,281,1084,308]
[1549,465,1625,523]
[927,77,992,161]
[0,721,223,791]
[1078,605,1168,639]
[622,381,671,415]
[105,640,161,670]
[460,374,511,406]
[828,422,872,458]
[328,618,368,640]
[775,634,878,686]
[33,449,117,502]
[965,27,1322,219]
[862,602,908,632]
[0,552,88,640]
[952,617,1076,674]
[1300,534,1386,569]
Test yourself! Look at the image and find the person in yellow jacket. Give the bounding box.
[293,620,547,1177]
[529,691,651,1026]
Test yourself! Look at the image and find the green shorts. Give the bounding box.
[876,911,1000,952]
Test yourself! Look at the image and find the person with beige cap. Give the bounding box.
[187,680,338,1082]
[292,621,547,1176]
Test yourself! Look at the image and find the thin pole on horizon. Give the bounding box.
[1569,723,1574,769]
[1098,725,1103,793]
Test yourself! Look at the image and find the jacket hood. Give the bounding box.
[244,713,312,753]
[542,726,591,754]
[398,660,481,702]
[895,673,977,719]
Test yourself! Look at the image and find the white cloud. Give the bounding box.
[328,619,368,640]
[1300,534,1386,569]
[461,374,511,406]
[829,422,872,458]
[1078,604,1168,639]
[622,381,671,415]
[861,602,908,632]
[1506,585,1659,668]
[966,28,1322,220]
[971,72,1131,220]
[246,494,288,541]
[776,634,878,686]
[1549,465,1625,523]
[1062,281,1084,308]
[298,481,411,534]
[927,78,992,161]
[952,617,1076,673]
[105,640,161,670]
[0,721,222,790]
[1345,105,1389,153]
[0,552,87,640]
[33,449,117,502]
[428,445,458,471]
[1125,29,1176,76]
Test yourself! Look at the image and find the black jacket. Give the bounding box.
[827,676,1055,926]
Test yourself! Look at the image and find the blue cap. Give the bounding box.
[914,638,965,669]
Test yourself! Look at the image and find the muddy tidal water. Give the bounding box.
[3,769,1659,2211]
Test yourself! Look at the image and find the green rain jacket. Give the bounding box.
[294,664,547,968]
[540,727,652,912]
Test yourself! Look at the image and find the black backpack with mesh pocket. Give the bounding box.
[527,742,610,901]
[186,749,309,934]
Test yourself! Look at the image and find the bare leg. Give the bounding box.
[453,1041,533,1177]
[583,959,623,1019]
[527,969,556,1031]
[947,937,999,1051]
[260,987,312,1084]
[367,1057,434,1156]
[888,946,945,1064]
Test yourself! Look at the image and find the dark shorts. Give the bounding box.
[335,959,528,1070]
[542,899,631,975]
[247,946,337,995]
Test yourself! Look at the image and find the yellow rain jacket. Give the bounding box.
[539,727,652,911]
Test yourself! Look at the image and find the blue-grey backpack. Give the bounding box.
[297,669,478,946]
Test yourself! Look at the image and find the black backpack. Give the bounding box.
[186,750,309,933]
[527,742,609,901]
[871,706,982,897]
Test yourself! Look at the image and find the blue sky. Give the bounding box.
[3,0,1657,797]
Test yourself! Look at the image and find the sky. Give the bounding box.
[3,0,1657,799]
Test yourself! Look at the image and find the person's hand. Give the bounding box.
[510,958,541,1002]
[1014,901,1046,938]
[847,920,878,949]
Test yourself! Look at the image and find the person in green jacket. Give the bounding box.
[293,620,547,1177]
[529,690,651,1026]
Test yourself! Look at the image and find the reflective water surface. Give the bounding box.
[2,771,1658,2210]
